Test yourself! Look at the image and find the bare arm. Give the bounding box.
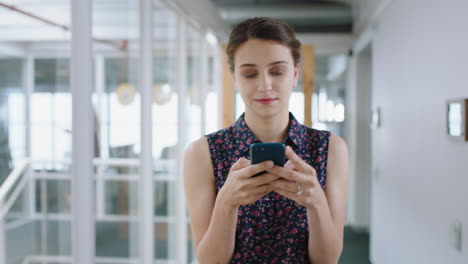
[185,136,281,263]
[261,133,349,263]
[307,133,349,263]
[183,137,238,263]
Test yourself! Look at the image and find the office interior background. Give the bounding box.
[0,0,467,263]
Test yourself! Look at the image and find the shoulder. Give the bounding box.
[326,133,349,174]
[184,136,211,165]
[184,136,214,184]
[329,133,348,154]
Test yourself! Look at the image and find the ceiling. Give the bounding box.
[210,0,353,33]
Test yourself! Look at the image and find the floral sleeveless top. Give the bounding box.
[205,112,331,264]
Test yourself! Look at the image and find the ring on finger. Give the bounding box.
[292,181,302,195]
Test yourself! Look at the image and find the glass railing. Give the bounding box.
[0,158,194,264]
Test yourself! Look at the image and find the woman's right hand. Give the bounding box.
[217,157,281,209]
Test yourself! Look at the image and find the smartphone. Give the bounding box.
[249,143,285,176]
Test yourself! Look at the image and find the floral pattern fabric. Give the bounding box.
[205,112,331,264]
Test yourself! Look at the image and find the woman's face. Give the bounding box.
[232,38,300,119]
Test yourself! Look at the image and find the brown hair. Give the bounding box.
[226,17,301,72]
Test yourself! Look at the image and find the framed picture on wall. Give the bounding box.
[446,98,468,141]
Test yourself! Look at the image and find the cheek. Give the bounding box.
[274,75,295,90]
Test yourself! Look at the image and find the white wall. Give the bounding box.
[352,0,468,263]
[345,46,372,231]
[352,0,384,33]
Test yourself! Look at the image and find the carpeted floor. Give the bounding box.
[339,226,371,264]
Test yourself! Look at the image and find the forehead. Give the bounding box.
[234,39,293,67]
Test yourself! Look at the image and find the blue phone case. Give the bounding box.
[250,143,285,176]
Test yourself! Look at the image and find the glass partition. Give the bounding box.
[93,0,140,262]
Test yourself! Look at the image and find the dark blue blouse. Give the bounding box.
[205,112,331,263]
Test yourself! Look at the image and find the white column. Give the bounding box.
[200,29,208,135]
[23,56,35,219]
[175,14,188,264]
[95,55,105,220]
[214,45,222,130]
[139,0,154,263]
[344,57,357,226]
[71,0,95,263]
[23,56,33,159]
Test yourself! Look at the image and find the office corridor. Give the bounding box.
[339,226,371,264]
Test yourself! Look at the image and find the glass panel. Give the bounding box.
[104,181,138,216]
[153,1,178,262]
[205,42,220,134]
[96,221,138,259]
[93,0,140,261]
[35,179,71,214]
[205,91,219,134]
[154,222,170,260]
[290,92,305,124]
[0,58,23,184]
[186,24,202,146]
[0,1,72,263]
[32,58,72,168]
[104,58,141,159]
[154,181,170,217]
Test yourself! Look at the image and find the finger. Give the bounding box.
[273,188,300,202]
[251,183,276,195]
[268,178,298,193]
[249,173,282,186]
[238,160,274,178]
[229,157,250,173]
[251,185,276,201]
[267,165,305,183]
[284,160,296,170]
[284,146,314,174]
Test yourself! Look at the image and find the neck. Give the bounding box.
[244,110,290,143]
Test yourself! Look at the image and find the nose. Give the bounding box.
[257,72,273,92]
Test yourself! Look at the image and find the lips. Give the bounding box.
[255,98,278,104]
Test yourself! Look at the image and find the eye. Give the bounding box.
[270,71,283,76]
[242,70,257,79]
[270,66,286,76]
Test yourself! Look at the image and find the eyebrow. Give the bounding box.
[239,60,288,68]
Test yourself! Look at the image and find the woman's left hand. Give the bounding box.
[266,146,327,210]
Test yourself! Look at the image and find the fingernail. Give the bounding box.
[266,161,274,167]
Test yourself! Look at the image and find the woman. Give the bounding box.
[184,17,349,264]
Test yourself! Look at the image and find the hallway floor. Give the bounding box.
[339,226,371,264]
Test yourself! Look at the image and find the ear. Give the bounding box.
[230,71,238,91]
[293,63,300,87]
